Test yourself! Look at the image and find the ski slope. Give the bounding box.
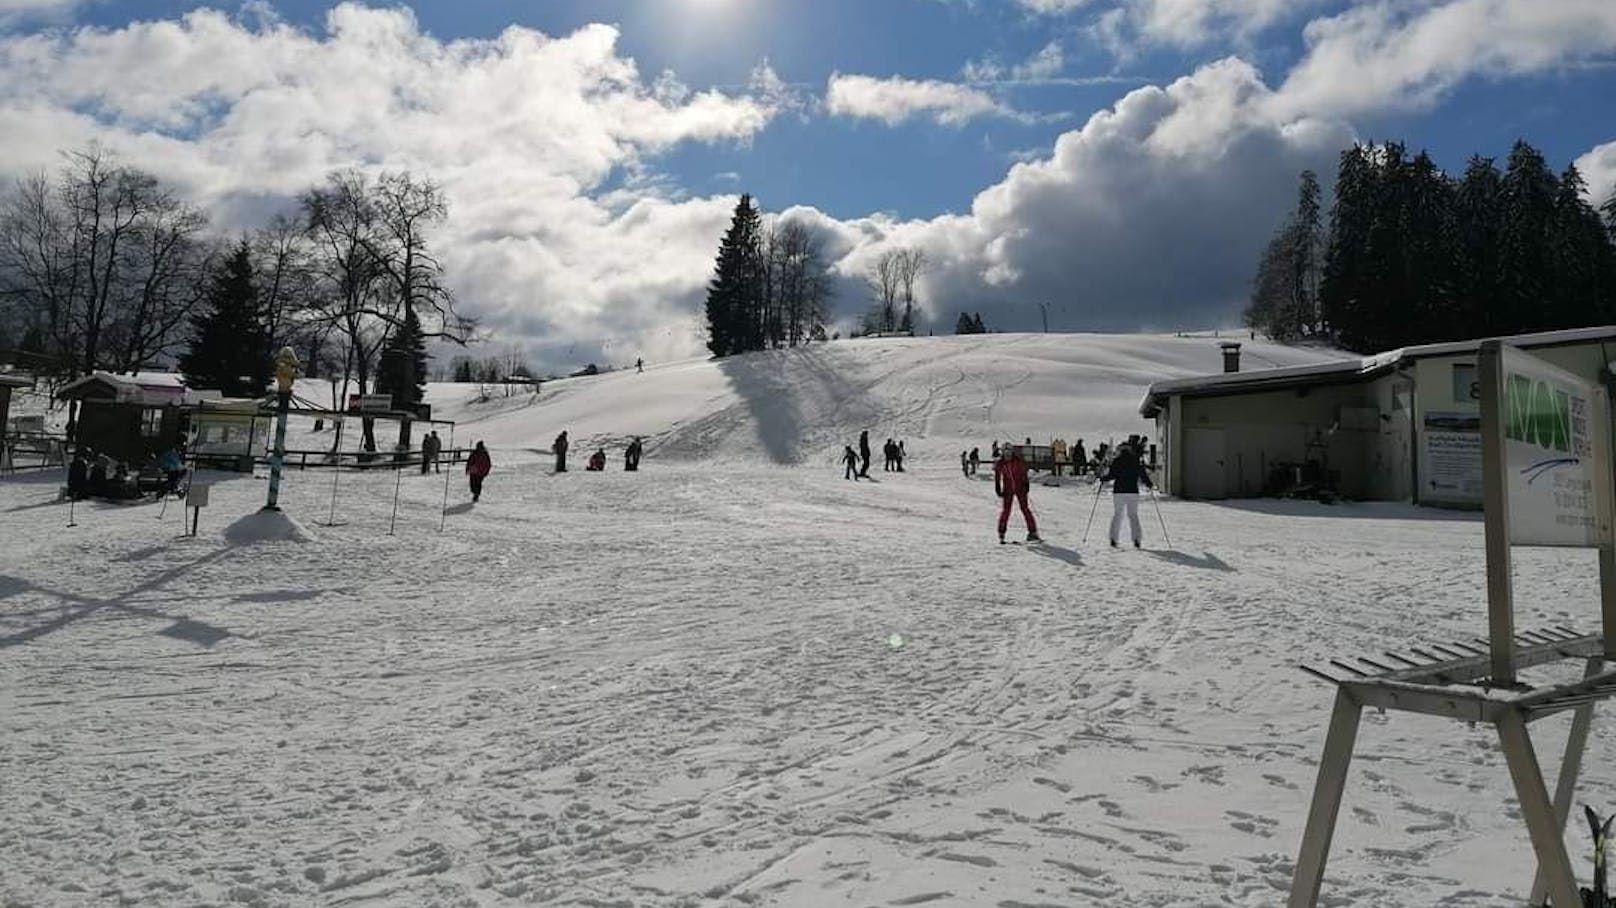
[3,332,1610,907]
[425,332,1335,467]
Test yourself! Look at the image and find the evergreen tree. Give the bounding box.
[375,303,428,409]
[972,313,986,333]
[179,242,269,397]
[1320,145,1376,351]
[1549,165,1615,327]
[1453,156,1505,336]
[1245,170,1326,341]
[1498,140,1559,333]
[954,312,975,334]
[704,194,764,357]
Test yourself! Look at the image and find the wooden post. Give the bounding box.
[1530,658,1602,904]
[1478,341,1516,685]
[1289,689,1363,908]
[1498,710,1581,907]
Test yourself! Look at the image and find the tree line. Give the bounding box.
[1246,139,1616,352]
[0,146,472,449]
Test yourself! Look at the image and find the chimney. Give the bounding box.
[1220,342,1242,373]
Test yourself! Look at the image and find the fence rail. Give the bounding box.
[189,447,471,473]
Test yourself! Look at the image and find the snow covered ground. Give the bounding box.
[3,332,1612,907]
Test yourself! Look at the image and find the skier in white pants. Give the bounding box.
[1103,443,1154,548]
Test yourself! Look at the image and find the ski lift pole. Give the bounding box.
[1149,487,1171,549]
[325,416,344,527]
[438,423,454,533]
[387,458,403,536]
[1080,479,1104,544]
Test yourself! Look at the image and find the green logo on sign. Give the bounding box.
[1504,373,1570,453]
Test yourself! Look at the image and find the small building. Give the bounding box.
[1140,326,1616,506]
[56,372,220,465]
[0,373,32,435]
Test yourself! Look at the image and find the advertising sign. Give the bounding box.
[1496,345,1611,547]
[1423,411,1483,504]
[348,394,393,413]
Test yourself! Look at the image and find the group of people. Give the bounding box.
[553,430,644,474]
[842,430,913,480]
[988,436,1155,547]
[418,430,446,474]
[461,431,648,502]
[66,446,186,502]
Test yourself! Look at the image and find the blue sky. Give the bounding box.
[2,0,1615,368]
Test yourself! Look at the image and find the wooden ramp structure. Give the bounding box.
[1289,341,1616,908]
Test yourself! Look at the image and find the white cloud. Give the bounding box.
[825,72,1010,126]
[1578,140,1616,208]
[0,0,82,27]
[0,4,787,370]
[1271,0,1616,120]
[964,41,1066,83]
[821,57,1350,332]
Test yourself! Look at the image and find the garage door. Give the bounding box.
[1184,427,1227,500]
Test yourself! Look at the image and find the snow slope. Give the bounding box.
[3,332,1609,908]
[427,332,1337,467]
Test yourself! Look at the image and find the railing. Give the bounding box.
[0,432,68,472]
[188,447,471,473]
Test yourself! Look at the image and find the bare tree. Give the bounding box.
[303,169,391,449]
[366,172,473,344]
[865,249,903,334]
[111,187,210,372]
[772,221,831,346]
[893,247,927,334]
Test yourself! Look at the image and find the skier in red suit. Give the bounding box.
[994,446,1041,544]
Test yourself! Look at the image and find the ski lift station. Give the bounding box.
[1140,325,1616,506]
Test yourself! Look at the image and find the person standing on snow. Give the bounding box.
[896,440,906,472]
[858,430,871,478]
[969,447,981,476]
[960,450,969,477]
[466,441,491,502]
[553,430,569,473]
[1074,439,1087,477]
[843,445,860,480]
[883,438,895,472]
[1103,443,1154,548]
[994,447,1041,544]
[624,437,643,471]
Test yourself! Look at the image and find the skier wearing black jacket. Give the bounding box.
[1103,444,1153,548]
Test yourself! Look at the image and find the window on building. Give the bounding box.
[140,408,163,438]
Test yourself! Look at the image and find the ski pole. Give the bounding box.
[1149,487,1171,549]
[1080,479,1104,544]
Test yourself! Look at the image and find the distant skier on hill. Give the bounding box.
[896,440,906,472]
[994,447,1040,545]
[624,437,643,471]
[858,430,871,478]
[968,447,980,475]
[960,450,969,477]
[466,441,491,502]
[883,438,896,472]
[1103,442,1154,548]
[1073,439,1087,476]
[843,446,860,480]
[553,430,569,473]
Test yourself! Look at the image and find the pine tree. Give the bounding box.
[375,303,428,409]
[179,241,269,397]
[972,313,986,333]
[1453,156,1504,336]
[1320,145,1375,351]
[704,194,764,357]
[1498,140,1559,334]
[954,312,974,334]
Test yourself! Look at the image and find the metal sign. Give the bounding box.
[347,393,393,413]
[1492,345,1612,547]
[186,482,210,508]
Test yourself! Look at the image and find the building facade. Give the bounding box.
[1140,327,1616,506]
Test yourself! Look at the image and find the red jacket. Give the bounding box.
[466,448,492,478]
[994,457,1029,496]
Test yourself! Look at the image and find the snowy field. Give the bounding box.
[4,333,1613,907]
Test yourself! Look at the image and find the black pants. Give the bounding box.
[556,453,567,472]
[469,475,485,500]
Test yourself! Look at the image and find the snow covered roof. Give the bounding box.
[1139,324,1616,417]
[0,373,34,389]
[57,372,220,407]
